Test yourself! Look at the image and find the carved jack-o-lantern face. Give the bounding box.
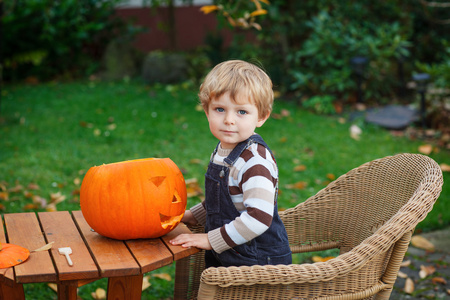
[80,158,187,240]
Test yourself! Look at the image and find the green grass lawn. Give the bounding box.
[1,80,449,299]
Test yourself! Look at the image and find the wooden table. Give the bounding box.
[0,211,198,300]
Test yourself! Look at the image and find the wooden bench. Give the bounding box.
[0,211,198,300]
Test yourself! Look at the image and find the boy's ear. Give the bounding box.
[256,112,271,127]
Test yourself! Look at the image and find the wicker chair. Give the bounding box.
[174,153,443,300]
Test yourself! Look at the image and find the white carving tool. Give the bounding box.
[58,247,73,266]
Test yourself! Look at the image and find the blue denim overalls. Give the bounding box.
[204,134,292,268]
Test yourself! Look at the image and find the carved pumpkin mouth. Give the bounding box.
[159,213,183,229]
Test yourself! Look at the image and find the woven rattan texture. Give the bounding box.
[174,153,443,300]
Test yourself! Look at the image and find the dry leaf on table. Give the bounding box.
[31,242,54,252]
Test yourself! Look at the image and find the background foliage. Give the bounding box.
[3,0,136,81]
[210,0,449,108]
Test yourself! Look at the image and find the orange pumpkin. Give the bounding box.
[80,158,187,240]
[0,242,30,268]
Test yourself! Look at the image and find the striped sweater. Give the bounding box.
[190,142,278,254]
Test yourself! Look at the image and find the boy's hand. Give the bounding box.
[181,210,198,226]
[169,233,212,250]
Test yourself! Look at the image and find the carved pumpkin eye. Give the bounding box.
[80,158,187,240]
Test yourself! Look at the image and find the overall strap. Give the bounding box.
[223,134,268,166]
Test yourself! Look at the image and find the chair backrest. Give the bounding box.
[280,153,444,254]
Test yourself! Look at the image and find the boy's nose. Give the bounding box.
[224,113,235,125]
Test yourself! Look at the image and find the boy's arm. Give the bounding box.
[188,202,207,225]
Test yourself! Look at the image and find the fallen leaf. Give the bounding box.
[280,109,291,117]
[440,163,450,172]
[50,192,66,204]
[152,273,172,281]
[91,287,106,299]
[350,124,362,140]
[48,283,58,292]
[312,256,334,262]
[93,128,101,136]
[400,260,411,267]
[107,123,117,130]
[27,183,40,190]
[45,203,58,212]
[326,173,336,181]
[431,277,447,285]
[411,235,435,251]
[142,275,151,291]
[23,203,39,210]
[293,165,306,172]
[185,178,203,198]
[285,181,307,190]
[189,159,202,165]
[195,104,204,112]
[32,195,47,208]
[23,191,34,198]
[418,144,433,155]
[404,278,415,294]
[9,184,24,193]
[0,192,9,201]
[32,242,54,252]
[280,137,287,143]
[446,288,450,295]
[73,177,81,185]
[419,265,436,278]
[398,271,408,278]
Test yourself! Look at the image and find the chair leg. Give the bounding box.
[376,230,413,300]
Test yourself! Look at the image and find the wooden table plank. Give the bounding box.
[38,211,99,281]
[0,215,15,284]
[72,211,141,278]
[161,223,200,261]
[4,213,57,283]
[125,238,173,274]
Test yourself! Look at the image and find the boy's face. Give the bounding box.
[205,92,269,149]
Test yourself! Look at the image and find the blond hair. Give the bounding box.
[199,60,274,119]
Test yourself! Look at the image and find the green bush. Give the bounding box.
[288,11,411,103]
[3,0,133,81]
[218,0,449,110]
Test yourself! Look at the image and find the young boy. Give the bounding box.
[170,60,292,267]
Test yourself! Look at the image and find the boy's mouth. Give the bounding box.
[222,130,236,134]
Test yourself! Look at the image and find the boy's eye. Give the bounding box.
[238,110,247,115]
[216,107,224,112]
